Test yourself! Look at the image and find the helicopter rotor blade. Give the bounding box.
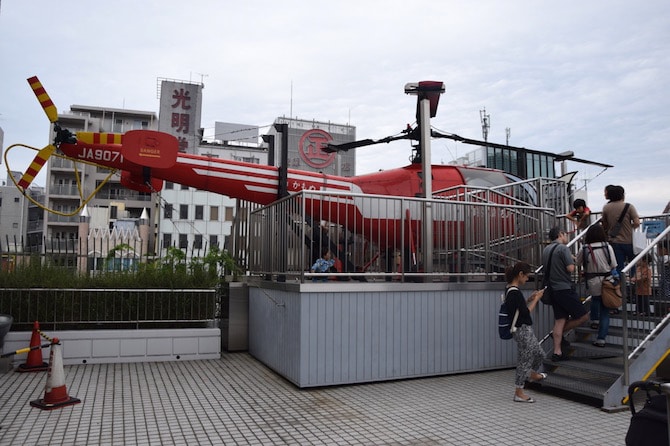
[430,129,613,168]
[17,76,63,189]
[323,138,377,153]
[27,76,58,123]
[17,144,56,189]
[323,131,415,153]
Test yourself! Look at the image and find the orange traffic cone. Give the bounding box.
[30,338,81,410]
[17,321,48,372]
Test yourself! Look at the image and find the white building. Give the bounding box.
[0,172,30,251]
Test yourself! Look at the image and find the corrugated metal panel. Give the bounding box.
[249,283,555,388]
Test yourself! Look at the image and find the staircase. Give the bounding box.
[537,301,670,410]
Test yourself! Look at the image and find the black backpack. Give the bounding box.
[498,286,519,340]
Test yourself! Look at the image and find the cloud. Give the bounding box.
[1,0,668,215]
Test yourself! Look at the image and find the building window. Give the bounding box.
[163,233,172,249]
[14,197,20,203]
[165,181,174,190]
[210,206,219,221]
[179,204,188,220]
[195,205,204,220]
[181,184,189,190]
[194,234,203,249]
[164,204,173,219]
[110,206,118,220]
[225,207,234,221]
[179,234,188,249]
[132,120,149,130]
[209,235,218,248]
[113,118,123,133]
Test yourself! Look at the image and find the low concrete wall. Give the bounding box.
[249,280,555,388]
[2,328,220,367]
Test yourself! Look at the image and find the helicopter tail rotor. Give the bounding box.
[27,76,58,123]
[16,76,64,189]
[17,144,56,189]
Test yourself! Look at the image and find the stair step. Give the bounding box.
[537,310,669,407]
[574,325,654,338]
[569,340,624,357]
[538,371,612,400]
[544,354,623,377]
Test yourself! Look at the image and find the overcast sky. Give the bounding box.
[1,0,668,215]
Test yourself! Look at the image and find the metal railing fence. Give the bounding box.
[619,215,670,386]
[248,189,556,282]
[0,288,219,331]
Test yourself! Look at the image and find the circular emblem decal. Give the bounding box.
[299,129,335,169]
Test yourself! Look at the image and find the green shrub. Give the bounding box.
[0,247,242,289]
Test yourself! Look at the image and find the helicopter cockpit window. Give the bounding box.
[457,168,509,188]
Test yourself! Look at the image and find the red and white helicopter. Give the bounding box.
[9,78,574,207]
[6,76,608,273]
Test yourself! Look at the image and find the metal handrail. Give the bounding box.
[533,217,603,276]
[621,222,670,387]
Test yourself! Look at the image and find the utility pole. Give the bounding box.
[506,127,511,145]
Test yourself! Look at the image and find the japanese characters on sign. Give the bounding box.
[158,80,203,154]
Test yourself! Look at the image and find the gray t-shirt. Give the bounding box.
[542,242,574,291]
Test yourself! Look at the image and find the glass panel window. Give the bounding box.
[225,207,234,221]
[162,233,172,249]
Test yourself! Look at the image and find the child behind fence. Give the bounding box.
[634,254,652,316]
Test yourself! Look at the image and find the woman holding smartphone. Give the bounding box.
[504,261,547,403]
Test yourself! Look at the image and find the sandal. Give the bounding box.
[513,395,535,403]
[529,372,548,383]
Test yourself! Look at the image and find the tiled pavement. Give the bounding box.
[0,352,634,445]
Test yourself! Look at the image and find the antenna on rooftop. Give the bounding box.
[480,108,490,142]
[195,73,208,86]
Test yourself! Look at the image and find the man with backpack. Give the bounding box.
[543,227,590,361]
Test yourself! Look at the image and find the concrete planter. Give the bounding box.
[2,328,220,367]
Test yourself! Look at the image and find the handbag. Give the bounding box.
[541,244,559,304]
[633,228,647,255]
[601,278,622,309]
